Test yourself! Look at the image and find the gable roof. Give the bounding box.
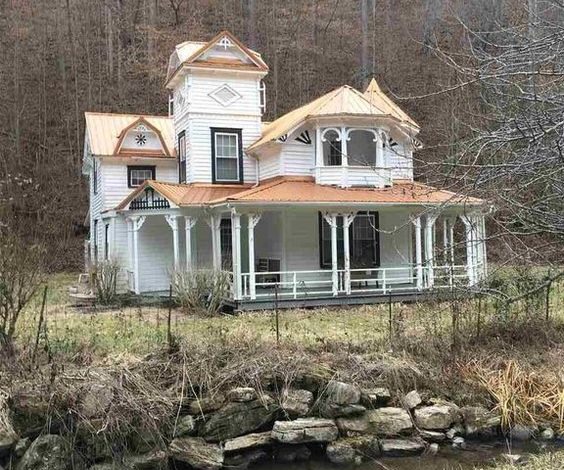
[166,30,268,87]
[85,112,175,157]
[364,78,419,129]
[247,84,418,153]
[114,117,172,157]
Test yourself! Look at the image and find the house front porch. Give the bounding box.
[116,203,487,310]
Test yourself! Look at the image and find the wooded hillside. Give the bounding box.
[0,0,559,270]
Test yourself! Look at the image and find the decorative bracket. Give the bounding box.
[322,212,338,228]
[165,214,179,231]
[248,213,262,230]
[184,215,198,230]
[130,216,147,232]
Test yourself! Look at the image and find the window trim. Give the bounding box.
[127,165,156,188]
[211,127,244,184]
[318,211,380,269]
[104,223,110,260]
[92,159,98,195]
[178,131,186,183]
[93,219,98,262]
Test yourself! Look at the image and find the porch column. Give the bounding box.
[126,218,133,272]
[460,214,477,286]
[424,213,438,288]
[231,210,242,300]
[342,212,356,295]
[315,127,322,180]
[323,213,339,296]
[412,216,423,290]
[131,215,146,295]
[208,214,222,270]
[479,215,488,279]
[247,213,262,300]
[184,216,197,269]
[341,127,348,187]
[165,214,180,270]
[376,130,385,168]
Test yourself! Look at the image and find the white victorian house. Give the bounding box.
[82,30,488,309]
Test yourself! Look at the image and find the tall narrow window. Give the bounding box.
[168,92,174,117]
[322,130,342,166]
[211,128,243,184]
[259,81,266,114]
[104,223,110,260]
[178,131,186,183]
[93,159,98,194]
[220,218,232,269]
[93,219,98,262]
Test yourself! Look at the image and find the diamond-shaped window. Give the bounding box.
[209,84,241,107]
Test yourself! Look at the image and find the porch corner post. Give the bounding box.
[165,214,180,271]
[424,213,438,288]
[343,212,357,295]
[231,210,242,301]
[412,216,423,290]
[247,213,262,300]
[460,214,476,286]
[315,127,322,180]
[131,215,146,295]
[184,216,197,269]
[208,213,222,271]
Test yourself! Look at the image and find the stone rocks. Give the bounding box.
[79,383,113,419]
[380,438,426,456]
[540,427,555,440]
[227,388,256,403]
[272,418,338,444]
[174,415,197,437]
[419,430,447,442]
[446,424,465,440]
[224,431,273,453]
[280,389,313,418]
[360,388,391,408]
[501,453,526,465]
[124,450,168,470]
[224,449,267,470]
[273,444,311,463]
[460,406,500,438]
[510,424,537,441]
[0,392,18,457]
[320,381,362,418]
[188,395,226,416]
[326,440,360,465]
[414,405,456,430]
[367,408,413,436]
[16,434,71,470]
[14,437,31,458]
[452,436,466,449]
[169,437,223,470]
[202,397,278,442]
[403,390,422,410]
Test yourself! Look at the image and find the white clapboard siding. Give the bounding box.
[386,144,413,180]
[280,139,314,176]
[112,216,130,293]
[90,156,104,261]
[138,216,174,292]
[379,210,412,283]
[188,115,260,183]
[258,150,281,180]
[254,212,283,262]
[101,160,178,211]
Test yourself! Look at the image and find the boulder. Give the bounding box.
[540,427,555,440]
[0,392,18,457]
[419,430,447,442]
[202,397,278,442]
[367,408,413,436]
[79,383,114,419]
[188,395,226,416]
[14,437,31,458]
[446,424,465,439]
[224,432,273,453]
[510,424,537,441]
[322,404,366,419]
[271,418,338,444]
[227,388,256,403]
[16,434,71,470]
[350,436,381,458]
[169,437,223,470]
[402,390,422,410]
[360,388,391,408]
[281,389,313,418]
[452,436,466,449]
[273,444,311,463]
[174,415,197,437]
[223,449,268,470]
[326,440,360,465]
[426,443,439,455]
[380,438,426,456]
[320,381,362,418]
[414,405,456,430]
[460,407,500,438]
[123,450,168,470]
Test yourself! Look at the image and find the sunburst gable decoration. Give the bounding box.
[135,134,147,146]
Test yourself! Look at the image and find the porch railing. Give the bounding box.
[239,263,481,301]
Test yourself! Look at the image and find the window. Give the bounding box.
[178,131,186,183]
[319,212,380,269]
[93,159,98,194]
[322,130,342,166]
[168,92,174,117]
[104,223,110,260]
[220,218,232,269]
[211,128,243,183]
[127,166,155,188]
[93,219,98,262]
[259,81,266,114]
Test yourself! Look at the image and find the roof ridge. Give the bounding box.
[85,111,171,119]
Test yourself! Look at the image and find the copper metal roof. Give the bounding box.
[85,112,174,157]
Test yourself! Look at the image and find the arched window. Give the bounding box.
[347,129,377,167]
[322,129,342,166]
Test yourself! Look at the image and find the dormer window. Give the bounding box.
[322,129,342,166]
[211,128,243,184]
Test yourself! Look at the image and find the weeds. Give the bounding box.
[92,259,120,305]
[172,269,230,315]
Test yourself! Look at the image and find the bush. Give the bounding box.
[172,269,230,315]
[92,259,120,305]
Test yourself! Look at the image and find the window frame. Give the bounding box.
[104,223,110,260]
[127,165,156,188]
[220,218,232,269]
[318,211,380,269]
[93,219,98,262]
[92,159,98,195]
[178,131,186,183]
[211,127,243,184]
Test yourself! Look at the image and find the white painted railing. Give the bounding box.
[127,270,135,292]
[239,263,480,301]
[315,166,392,188]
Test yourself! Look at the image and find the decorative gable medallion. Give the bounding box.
[218,36,233,49]
[277,134,288,143]
[295,130,312,145]
[209,84,241,107]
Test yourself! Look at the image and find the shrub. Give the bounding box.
[172,269,230,315]
[92,259,120,305]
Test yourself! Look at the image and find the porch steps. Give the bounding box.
[68,273,96,306]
